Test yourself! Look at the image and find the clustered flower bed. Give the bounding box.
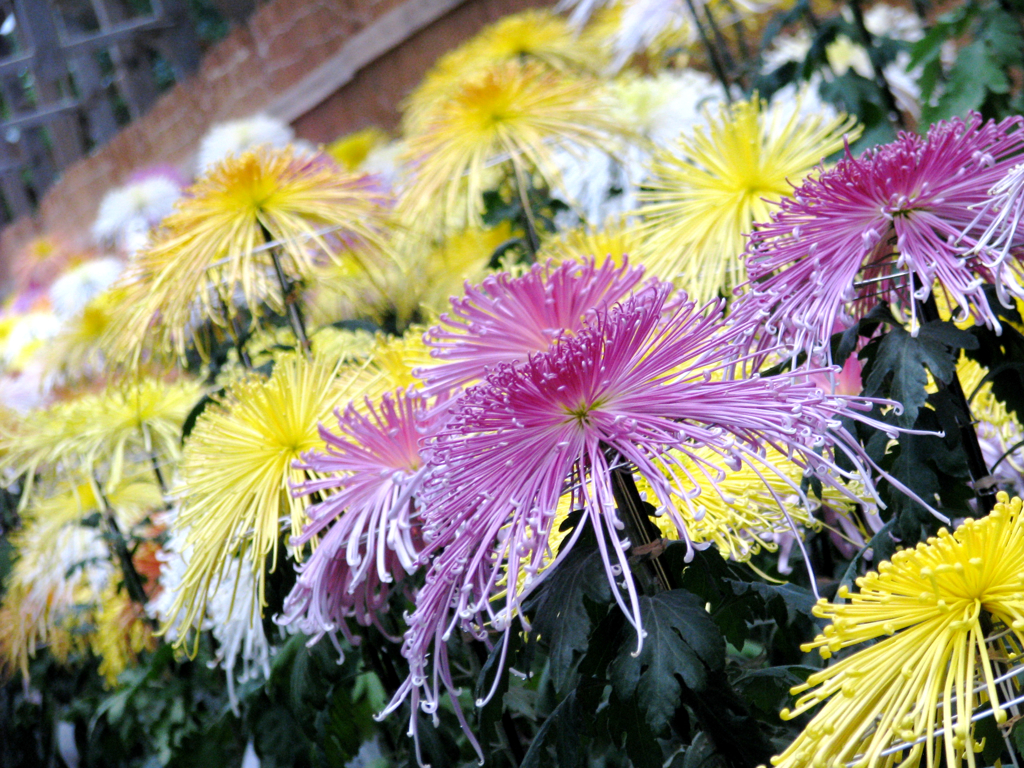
[3,2,1024,767]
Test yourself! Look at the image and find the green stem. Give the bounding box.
[848,0,907,129]
[93,477,150,609]
[511,162,540,259]
[260,223,312,356]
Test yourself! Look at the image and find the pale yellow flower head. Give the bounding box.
[638,96,859,302]
[108,146,393,366]
[538,218,644,269]
[399,60,622,234]
[0,376,202,508]
[774,493,1024,768]
[403,10,606,133]
[165,352,367,649]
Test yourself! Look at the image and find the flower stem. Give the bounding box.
[683,0,733,103]
[512,162,540,259]
[259,223,312,356]
[609,463,671,593]
[93,476,150,609]
[211,282,253,369]
[848,0,907,130]
[140,422,168,499]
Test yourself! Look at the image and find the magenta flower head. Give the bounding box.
[381,282,913,760]
[743,114,1024,360]
[277,388,432,648]
[415,256,659,397]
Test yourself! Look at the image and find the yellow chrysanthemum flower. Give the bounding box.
[93,584,155,687]
[403,10,606,133]
[327,127,390,171]
[43,291,120,382]
[0,376,202,507]
[637,446,851,561]
[774,493,1024,768]
[0,478,161,679]
[108,146,393,365]
[389,221,517,320]
[538,218,644,269]
[638,96,860,303]
[399,60,622,234]
[166,352,369,648]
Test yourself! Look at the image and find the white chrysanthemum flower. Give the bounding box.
[0,364,50,413]
[361,140,406,189]
[863,3,924,40]
[612,69,726,145]
[151,511,272,712]
[206,557,272,711]
[92,176,182,252]
[554,70,727,226]
[762,4,925,119]
[48,258,124,321]
[768,80,841,124]
[196,114,295,172]
[1,311,61,371]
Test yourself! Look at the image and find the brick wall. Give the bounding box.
[0,0,549,273]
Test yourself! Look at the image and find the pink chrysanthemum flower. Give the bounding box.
[415,257,659,397]
[743,114,1024,360]
[962,162,1024,307]
[382,285,911,758]
[277,389,432,647]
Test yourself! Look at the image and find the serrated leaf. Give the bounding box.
[521,678,604,768]
[733,666,815,716]
[862,321,977,426]
[683,733,727,768]
[315,686,375,768]
[527,540,613,693]
[608,692,665,768]
[610,590,725,731]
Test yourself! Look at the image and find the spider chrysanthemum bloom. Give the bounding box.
[383,283,901,755]
[109,146,392,365]
[961,162,1024,307]
[774,492,1024,768]
[398,60,622,233]
[537,218,644,268]
[402,10,605,133]
[415,257,656,397]
[165,353,357,650]
[639,446,860,562]
[278,389,433,646]
[0,376,202,508]
[745,114,1024,360]
[637,96,859,303]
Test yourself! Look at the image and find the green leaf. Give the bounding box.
[608,691,665,768]
[861,320,978,427]
[520,677,604,768]
[315,685,377,768]
[1012,717,1024,757]
[609,589,725,731]
[683,733,727,768]
[527,536,613,693]
[732,666,815,716]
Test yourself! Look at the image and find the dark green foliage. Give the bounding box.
[609,590,725,731]
[860,320,977,427]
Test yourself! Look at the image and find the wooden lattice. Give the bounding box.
[0,0,201,223]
